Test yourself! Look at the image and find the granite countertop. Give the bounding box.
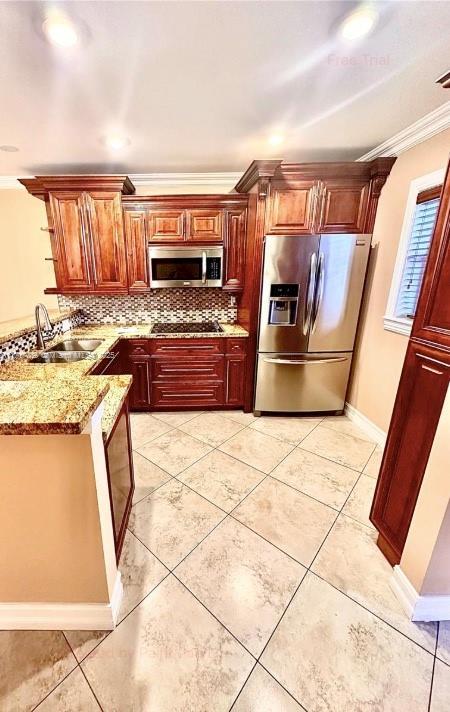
[0,321,248,437]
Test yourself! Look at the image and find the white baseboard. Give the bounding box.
[344,402,387,446]
[391,565,450,622]
[0,572,123,630]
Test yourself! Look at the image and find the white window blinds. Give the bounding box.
[395,195,440,319]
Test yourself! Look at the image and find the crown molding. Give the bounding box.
[0,172,243,191]
[129,172,242,188]
[358,101,450,161]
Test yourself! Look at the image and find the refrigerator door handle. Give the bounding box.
[263,356,348,365]
[303,252,317,335]
[311,251,325,334]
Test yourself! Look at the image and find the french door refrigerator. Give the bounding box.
[254,233,371,414]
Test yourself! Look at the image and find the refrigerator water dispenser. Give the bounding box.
[268,284,299,326]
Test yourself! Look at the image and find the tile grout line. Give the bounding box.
[30,660,80,711]
[78,663,105,712]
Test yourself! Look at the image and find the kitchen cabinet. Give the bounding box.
[124,341,151,411]
[123,209,150,293]
[104,398,134,561]
[187,209,223,241]
[20,175,133,295]
[147,209,185,242]
[225,340,246,405]
[223,208,247,293]
[371,160,450,565]
[266,178,370,235]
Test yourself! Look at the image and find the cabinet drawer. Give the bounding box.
[151,338,224,356]
[151,382,224,408]
[125,339,151,357]
[152,356,224,381]
[226,338,247,355]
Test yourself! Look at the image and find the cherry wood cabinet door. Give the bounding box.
[225,355,246,405]
[49,192,92,292]
[370,341,450,564]
[151,382,224,409]
[129,358,151,410]
[319,179,369,233]
[105,400,134,561]
[413,168,450,349]
[223,208,247,292]
[147,210,185,241]
[187,209,223,241]
[85,192,128,292]
[124,209,149,293]
[266,182,318,235]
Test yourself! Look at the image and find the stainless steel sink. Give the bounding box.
[28,352,90,364]
[47,339,104,352]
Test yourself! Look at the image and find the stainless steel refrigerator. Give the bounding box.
[254,234,371,414]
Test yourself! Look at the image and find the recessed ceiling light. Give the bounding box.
[269,134,284,146]
[103,134,130,151]
[339,5,378,41]
[0,145,19,152]
[42,11,79,48]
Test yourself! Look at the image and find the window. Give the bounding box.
[384,169,444,336]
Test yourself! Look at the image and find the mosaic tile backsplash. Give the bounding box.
[0,311,84,364]
[58,290,238,325]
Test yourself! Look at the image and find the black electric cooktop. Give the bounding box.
[150,321,223,334]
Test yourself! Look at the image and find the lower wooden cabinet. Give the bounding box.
[104,398,134,561]
[225,356,246,405]
[370,341,450,564]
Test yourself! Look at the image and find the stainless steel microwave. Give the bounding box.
[148,246,223,288]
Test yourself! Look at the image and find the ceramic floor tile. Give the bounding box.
[312,514,437,654]
[233,664,304,711]
[151,410,204,427]
[233,477,336,566]
[300,424,375,471]
[177,449,265,512]
[364,445,384,479]
[34,667,100,711]
[129,479,225,568]
[132,451,172,504]
[0,631,77,712]
[321,415,376,443]
[430,659,450,712]
[63,630,108,664]
[261,573,434,712]
[81,575,254,712]
[176,517,305,656]
[130,413,173,449]
[342,474,376,528]
[249,416,322,445]
[178,411,245,447]
[219,428,294,474]
[271,447,359,510]
[136,429,213,476]
[218,410,259,426]
[437,621,450,665]
[117,530,169,621]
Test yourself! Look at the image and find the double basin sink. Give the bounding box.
[29,339,104,364]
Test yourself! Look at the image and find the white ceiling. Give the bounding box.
[0,1,449,176]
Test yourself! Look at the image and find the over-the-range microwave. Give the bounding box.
[148,246,223,288]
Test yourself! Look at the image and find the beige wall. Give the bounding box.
[0,181,235,324]
[348,128,450,432]
[0,189,58,322]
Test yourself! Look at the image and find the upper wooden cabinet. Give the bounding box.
[187,209,223,241]
[319,179,369,233]
[223,207,247,292]
[123,209,149,293]
[85,192,128,292]
[49,192,92,292]
[266,183,317,235]
[147,210,185,242]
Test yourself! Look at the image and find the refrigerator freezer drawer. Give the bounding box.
[254,352,352,413]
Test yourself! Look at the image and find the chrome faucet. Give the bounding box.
[35,303,53,349]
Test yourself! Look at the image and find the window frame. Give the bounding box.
[384,168,444,336]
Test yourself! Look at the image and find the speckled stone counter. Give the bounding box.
[0,322,248,437]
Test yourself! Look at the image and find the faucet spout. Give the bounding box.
[35,303,53,350]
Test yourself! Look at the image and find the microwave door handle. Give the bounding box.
[311,251,325,334]
[202,250,207,284]
[303,252,317,335]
